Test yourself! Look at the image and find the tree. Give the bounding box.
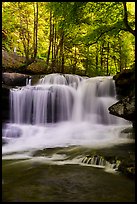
[123,2,135,36]
[32,2,38,60]
[2,2,135,75]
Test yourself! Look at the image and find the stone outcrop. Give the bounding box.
[2,49,47,75]
[113,67,135,99]
[81,152,135,179]
[27,60,47,74]
[2,72,30,86]
[2,49,26,72]
[108,95,135,122]
[108,67,135,125]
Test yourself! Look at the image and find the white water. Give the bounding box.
[2,74,132,159]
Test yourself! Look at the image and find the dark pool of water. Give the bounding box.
[2,158,135,202]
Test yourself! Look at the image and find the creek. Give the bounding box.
[2,73,135,202]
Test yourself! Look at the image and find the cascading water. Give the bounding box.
[2,73,132,160]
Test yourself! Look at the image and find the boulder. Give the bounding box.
[118,153,135,179]
[108,95,135,122]
[113,68,135,99]
[2,49,26,71]
[108,65,135,128]
[2,72,30,86]
[27,60,48,74]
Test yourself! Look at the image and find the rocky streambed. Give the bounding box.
[2,143,135,202]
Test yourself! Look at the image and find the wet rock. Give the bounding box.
[109,66,135,129]
[118,156,135,179]
[2,72,30,86]
[108,95,135,122]
[81,152,135,179]
[113,68,135,99]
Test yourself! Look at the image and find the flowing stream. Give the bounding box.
[2,73,132,155]
[2,73,135,202]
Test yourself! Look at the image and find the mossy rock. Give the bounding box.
[118,155,135,179]
[2,49,26,71]
[27,60,48,74]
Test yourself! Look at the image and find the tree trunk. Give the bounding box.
[18,3,29,63]
[61,31,64,73]
[96,43,98,75]
[85,46,89,75]
[33,2,38,60]
[118,36,124,72]
[106,42,109,75]
[72,46,77,74]
[100,42,104,73]
[113,56,117,73]
[46,11,52,67]
[123,2,135,36]
[51,22,55,72]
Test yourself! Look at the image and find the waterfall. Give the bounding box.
[81,155,120,172]
[10,85,75,124]
[2,73,132,156]
[9,75,124,125]
[26,76,32,86]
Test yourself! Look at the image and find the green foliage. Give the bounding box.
[2,2,135,76]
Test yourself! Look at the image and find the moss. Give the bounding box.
[27,61,48,74]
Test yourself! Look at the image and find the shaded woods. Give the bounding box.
[2,2,135,76]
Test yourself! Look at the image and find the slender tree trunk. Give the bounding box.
[18,3,28,63]
[85,46,89,75]
[54,25,56,65]
[119,45,122,72]
[62,53,64,73]
[61,31,64,73]
[51,22,55,72]
[72,46,77,74]
[123,2,135,36]
[118,36,123,72]
[46,11,52,67]
[26,14,30,61]
[106,42,109,75]
[124,58,127,69]
[33,2,38,60]
[113,56,117,73]
[100,42,104,73]
[96,43,98,75]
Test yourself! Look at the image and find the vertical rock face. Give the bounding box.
[108,66,135,124]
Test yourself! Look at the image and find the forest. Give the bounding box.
[2,2,135,76]
[2,2,135,202]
